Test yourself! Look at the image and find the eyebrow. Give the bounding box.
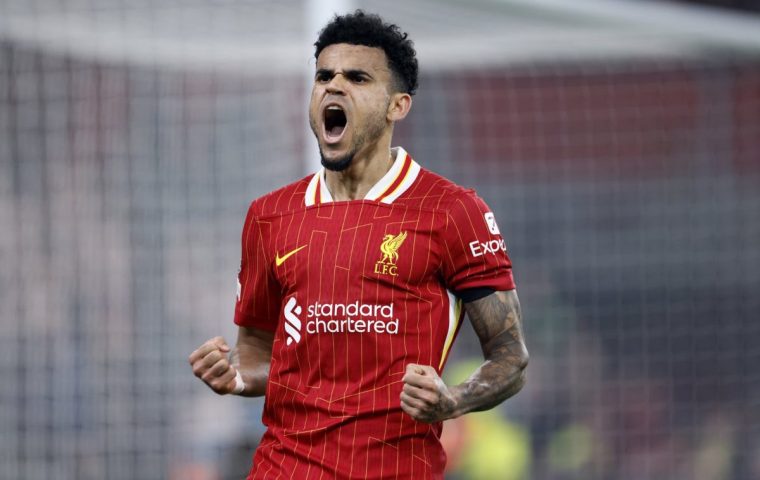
[315,68,373,79]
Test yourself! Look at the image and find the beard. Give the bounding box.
[320,148,355,172]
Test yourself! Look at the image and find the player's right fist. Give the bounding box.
[189,336,238,395]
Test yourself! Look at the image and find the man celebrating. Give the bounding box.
[189,10,528,479]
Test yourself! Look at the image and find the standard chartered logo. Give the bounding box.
[283,297,302,345]
[282,297,399,345]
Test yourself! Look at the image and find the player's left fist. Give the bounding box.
[400,363,458,423]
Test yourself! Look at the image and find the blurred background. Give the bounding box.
[1,0,759,479]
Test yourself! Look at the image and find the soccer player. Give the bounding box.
[189,10,529,479]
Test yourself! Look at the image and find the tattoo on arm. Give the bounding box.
[452,290,529,415]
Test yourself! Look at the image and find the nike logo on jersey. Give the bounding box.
[275,245,307,266]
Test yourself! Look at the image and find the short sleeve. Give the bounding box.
[440,192,516,294]
[234,203,281,331]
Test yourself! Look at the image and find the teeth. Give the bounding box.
[327,106,342,111]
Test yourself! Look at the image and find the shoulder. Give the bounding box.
[246,175,312,219]
[401,167,485,214]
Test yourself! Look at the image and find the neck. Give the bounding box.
[324,135,395,201]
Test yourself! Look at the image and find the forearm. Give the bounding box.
[449,334,528,416]
[229,325,274,397]
[399,332,527,423]
[396,292,528,424]
[229,345,270,397]
[452,289,529,417]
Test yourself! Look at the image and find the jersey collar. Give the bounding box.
[304,147,421,207]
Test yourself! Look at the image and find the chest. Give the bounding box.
[265,203,444,293]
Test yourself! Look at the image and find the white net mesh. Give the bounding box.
[1,1,759,479]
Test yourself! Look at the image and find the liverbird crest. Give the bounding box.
[379,231,407,265]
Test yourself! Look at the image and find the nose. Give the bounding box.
[325,73,348,95]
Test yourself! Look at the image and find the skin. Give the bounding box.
[189,44,529,421]
[308,43,412,201]
[189,327,273,396]
[399,290,528,422]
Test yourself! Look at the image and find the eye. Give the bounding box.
[315,71,331,83]
[347,72,367,83]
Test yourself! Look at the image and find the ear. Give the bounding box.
[387,92,412,122]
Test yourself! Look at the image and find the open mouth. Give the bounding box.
[323,105,347,142]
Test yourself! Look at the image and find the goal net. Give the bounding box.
[1,1,758,479]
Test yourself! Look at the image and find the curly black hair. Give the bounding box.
[314,10,419,96]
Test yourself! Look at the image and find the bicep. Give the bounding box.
[463,289,528,362]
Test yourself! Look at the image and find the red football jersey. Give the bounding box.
[235,147,515,479]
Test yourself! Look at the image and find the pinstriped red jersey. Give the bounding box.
[234,147,515,479]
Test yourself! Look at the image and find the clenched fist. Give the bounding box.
[400,364,459,423]
[189,336,241,395]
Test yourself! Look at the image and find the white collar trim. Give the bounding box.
[303,147,420,206]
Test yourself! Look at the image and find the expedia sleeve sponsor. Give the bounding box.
[440,192,516,293]
[468,238,508,257]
